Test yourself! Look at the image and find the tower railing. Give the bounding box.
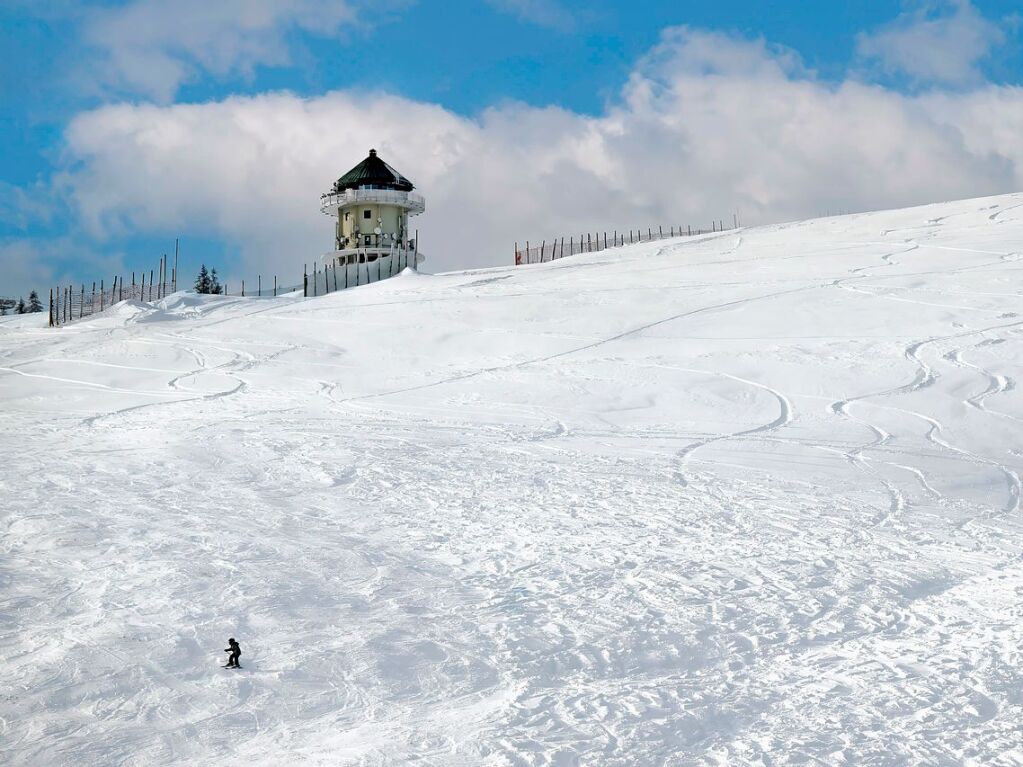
[320,189,426,215]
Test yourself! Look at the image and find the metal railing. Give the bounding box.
[320,189,426,216]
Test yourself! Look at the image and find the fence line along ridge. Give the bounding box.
[514,219,739,266]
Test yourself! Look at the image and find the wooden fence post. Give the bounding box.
[49,288,53,327]
[274,275,277,297]
[258,275,262,297]
[242,280,245,298]
[304,264,308,297]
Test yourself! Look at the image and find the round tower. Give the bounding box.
[319,149,425,280]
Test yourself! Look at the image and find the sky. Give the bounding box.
[2,0,1023,298]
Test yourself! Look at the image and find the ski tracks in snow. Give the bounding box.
[5,198,1023,765]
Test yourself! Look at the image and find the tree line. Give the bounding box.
[194,265,223,295]
[1,291,43,315]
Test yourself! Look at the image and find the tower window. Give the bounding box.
[363,209,372,219]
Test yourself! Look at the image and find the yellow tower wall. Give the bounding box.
[336,203,409,250]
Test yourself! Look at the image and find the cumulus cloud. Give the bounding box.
[0,236,128,301]
[82,0,361,101]
[856,0,1006,86]
[51,27,1023,285]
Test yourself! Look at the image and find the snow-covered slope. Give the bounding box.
[2,195,1022,765]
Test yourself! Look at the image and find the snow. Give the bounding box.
[2,194,1023,765]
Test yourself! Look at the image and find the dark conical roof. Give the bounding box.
[330,149,414,194]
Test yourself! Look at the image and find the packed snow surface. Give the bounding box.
[3,195,1023,765]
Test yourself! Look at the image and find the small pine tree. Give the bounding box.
[28,290,43,313]
[210,268,222,295]
[15,297,26,314]
[194,264,211,294]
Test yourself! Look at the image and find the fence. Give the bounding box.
[303,243,418,298]
[222,275,301,298]
[514,220,737,266]
[50,254,177,327]
[45,248,415,328]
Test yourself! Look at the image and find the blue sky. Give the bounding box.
[2,0,1023,298]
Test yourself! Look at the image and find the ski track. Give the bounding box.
[3,196,1023,765]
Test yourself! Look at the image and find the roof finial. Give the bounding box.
[369,148,377,157]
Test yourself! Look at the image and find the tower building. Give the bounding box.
[319,149,425,282]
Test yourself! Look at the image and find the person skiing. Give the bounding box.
[224,638,242,668]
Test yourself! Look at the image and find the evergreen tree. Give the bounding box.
[15,297,26,314]
[0,304,7,316]
[210,268,222,295]
[194,264,211,294]
[28,290,43,313]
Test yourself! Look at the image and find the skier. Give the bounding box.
[224,637,242,668]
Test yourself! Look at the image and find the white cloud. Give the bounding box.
[856,0,1005,86]
[51,27,1023,285]
[0,236,128,302]
[486,0,576,30]
[82,0,360,101]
